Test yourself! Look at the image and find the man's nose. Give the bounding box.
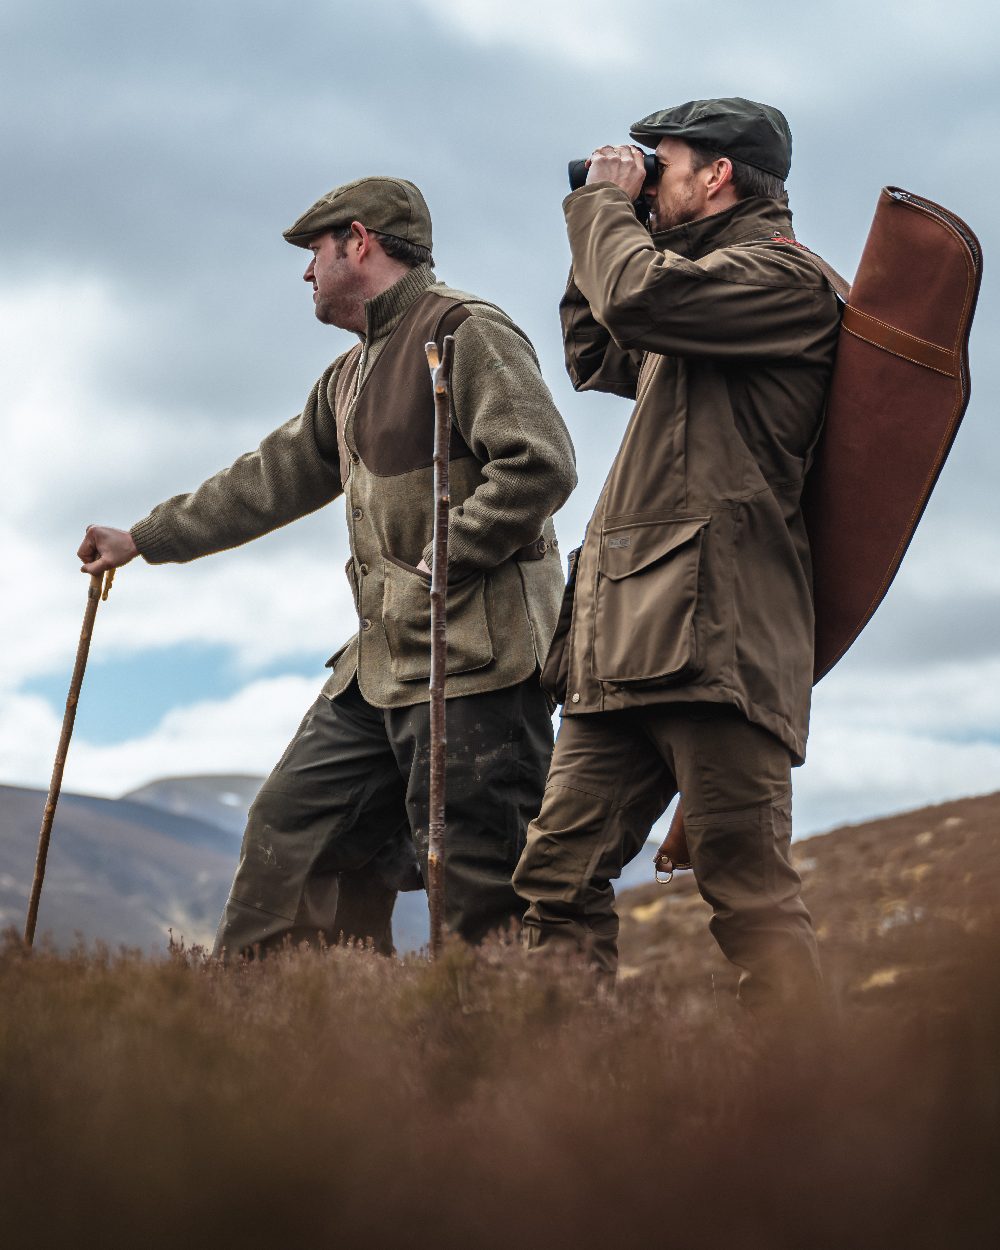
[303,260,315,282]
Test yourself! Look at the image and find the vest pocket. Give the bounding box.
[382,555,494,681]
[593,517,709,684]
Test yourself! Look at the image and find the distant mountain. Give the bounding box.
[123,774,265,837]
[0,784,234,952]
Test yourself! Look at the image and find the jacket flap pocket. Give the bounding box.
[600,517,709,581]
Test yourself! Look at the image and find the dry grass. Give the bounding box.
[2,924,999,1250]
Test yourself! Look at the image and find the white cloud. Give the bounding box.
[416,0,633,67]
[0,520,357,696]
[4,675,323,796]
[0,275,358,692]
[795,722,1000,835]
[814,656,1000,739]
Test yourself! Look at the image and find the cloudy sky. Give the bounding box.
[2,0,998,839]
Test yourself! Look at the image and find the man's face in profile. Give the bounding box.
[303,229,362,329]
[646,137,710,232]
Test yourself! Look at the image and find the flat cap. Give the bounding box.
[630,97,792,180]
[283,175,433,249]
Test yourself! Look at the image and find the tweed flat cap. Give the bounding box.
[630,97,792,180]
[283,176,433,249]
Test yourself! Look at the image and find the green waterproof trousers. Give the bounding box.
[213,676,553,958]
[513,704,823,1012]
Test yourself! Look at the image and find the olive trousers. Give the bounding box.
[512,704,823,1012]
[213,676,553,958]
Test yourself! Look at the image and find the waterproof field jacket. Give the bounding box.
[554,187,841,761]
[132,265,577,707]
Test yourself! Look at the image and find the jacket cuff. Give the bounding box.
[562,182,633,216]
[130,513,177,565]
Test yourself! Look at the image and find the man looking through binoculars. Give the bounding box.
[514,98,843,1017]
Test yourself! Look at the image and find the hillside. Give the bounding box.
[617,789,1000,1011]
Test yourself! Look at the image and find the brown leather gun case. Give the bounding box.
[804,186,983,681]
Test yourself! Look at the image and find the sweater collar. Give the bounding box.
[363,263,436,341]
[650,195,795,260]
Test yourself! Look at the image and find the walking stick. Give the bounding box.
[424,335,455,959]
[23,569,115,946]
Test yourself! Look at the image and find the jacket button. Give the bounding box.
[571,692,580,703]
[537,538,547,555]
[352,507,363,520]
[358,563,369,576]
[349,451,360,465]
[361,617,372,631]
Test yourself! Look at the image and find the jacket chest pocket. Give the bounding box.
[593,517,709,685]
[382,555,495,682]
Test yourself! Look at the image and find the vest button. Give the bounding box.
[358,563,369,576]
[571,692,580,703]
[349,451,360,465]
[352,507,363,521]
[361,617,373,631]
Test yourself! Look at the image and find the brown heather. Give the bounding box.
[3,792,1000,1249]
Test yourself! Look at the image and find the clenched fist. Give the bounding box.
[77,525,139,575]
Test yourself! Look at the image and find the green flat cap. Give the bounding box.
[630,97,792,180]
[283,175,433,249]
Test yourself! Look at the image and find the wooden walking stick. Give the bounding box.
[424,334,455,959]
[23,568,115,946]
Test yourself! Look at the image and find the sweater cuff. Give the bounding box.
[421,534,476,577]
[130,513,178,565]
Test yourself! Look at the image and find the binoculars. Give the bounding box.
[568,154,658,226]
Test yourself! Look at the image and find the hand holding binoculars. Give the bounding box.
[567,153,658,225]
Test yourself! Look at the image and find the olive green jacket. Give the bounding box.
[132,264,577,706]
[556,187,841,761]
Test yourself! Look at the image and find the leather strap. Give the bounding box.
[841,305,960,377]
[766,234,852,302]
[768,233,959,376]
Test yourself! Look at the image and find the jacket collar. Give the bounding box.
[651,195,794,260]
[363,263,436,341]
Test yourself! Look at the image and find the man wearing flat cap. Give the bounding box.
[513,98,843,1014]
[79,175,577,957]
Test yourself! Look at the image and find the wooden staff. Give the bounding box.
[23,569,115,946]
[423,335,455,959]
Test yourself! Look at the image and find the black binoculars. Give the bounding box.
[567,154,658,225]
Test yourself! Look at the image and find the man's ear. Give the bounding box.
[349,220,375,260]
[704,157,734,201]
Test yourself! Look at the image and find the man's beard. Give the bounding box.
[651,179,700,232]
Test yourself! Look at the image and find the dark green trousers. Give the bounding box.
[513,704,823,1012]
[213,676,553,958]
